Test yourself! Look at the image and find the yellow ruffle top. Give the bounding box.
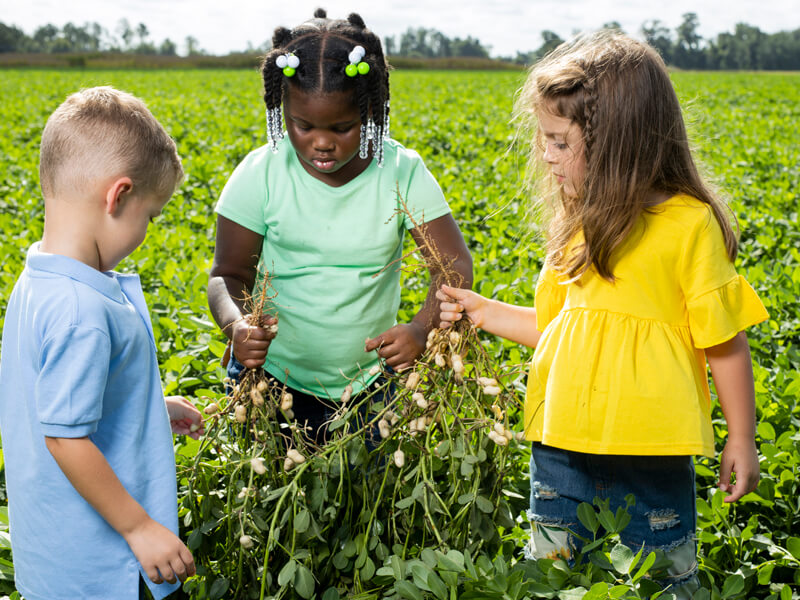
[524,195,768,456]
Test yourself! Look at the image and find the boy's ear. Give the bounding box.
[104,177,134,215]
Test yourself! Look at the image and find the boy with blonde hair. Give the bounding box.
[0,86,202,599]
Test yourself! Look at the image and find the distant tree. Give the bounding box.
[602,21,624,33]
[641,19,672,62]
[117,18,133,51]
[537,30,564,59]
[451,36,489,58]
[674,12,705,68]
[383,35,395,56]
[136,23,149,46]
[32,23,59,52]
[185,35,202,56]
[159,38,177,56]
[0,22,28,52]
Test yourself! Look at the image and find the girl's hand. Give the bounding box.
[165,396,204,439]
[436,284,488,329]
[365,322,426,371]
[231,314,277,369]
[719,436,760,503]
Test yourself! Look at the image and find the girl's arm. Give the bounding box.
[705,330,760,503]
[207,215,275,369]
[45,436,195,584]
[365,214,473,370]
[437,285,542,348]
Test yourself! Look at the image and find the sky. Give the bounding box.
[2,0,797,57]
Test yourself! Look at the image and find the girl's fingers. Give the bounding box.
[440,284,468,300]
[439,311,463,323]
[439,301,463,313]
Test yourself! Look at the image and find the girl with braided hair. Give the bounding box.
[208,9,472,443]
[438,31,766,595]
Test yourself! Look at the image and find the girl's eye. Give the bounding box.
[334,125,354,133]
[553,142,568,151]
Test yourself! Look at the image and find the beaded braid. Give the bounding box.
[260,10,391,165]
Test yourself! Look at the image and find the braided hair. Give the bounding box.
[514,30,738,281]
[261,9,390,166]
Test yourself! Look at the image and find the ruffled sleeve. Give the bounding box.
[535,261,567,331]
[680,208,768,348]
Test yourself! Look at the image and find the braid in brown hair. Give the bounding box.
[260,9,391,165]
[515,30,739,280]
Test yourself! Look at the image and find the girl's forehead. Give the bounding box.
[537,109,575,137]
[285,86,356,111]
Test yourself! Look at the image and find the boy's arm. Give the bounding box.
[437,285,542,348]
[705,330,760,503]
[44,436,195,584]
[365,214,473,370]
[207,215,275,368]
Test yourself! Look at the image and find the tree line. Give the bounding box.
[386,13,800,70]
[0,19,209,56]
[2,13,800,70]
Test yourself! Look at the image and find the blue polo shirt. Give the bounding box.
[0,244,180,600]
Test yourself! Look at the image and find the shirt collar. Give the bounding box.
[25,242,132,304]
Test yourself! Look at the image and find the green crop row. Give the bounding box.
[0,69,798,599]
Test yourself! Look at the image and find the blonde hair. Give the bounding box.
[39,86,183,200]
[514,31,738,281]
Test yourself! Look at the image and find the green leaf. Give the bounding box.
[391,555,405,580]
[278,560,297,587]
[609,543,635,574]
[427,571,448,600]
[360,556,376,581]
[321,587,340,600]
[475,495,494,513]
[208,578,229,600]
[632,551,657,582]
[786,536,800,560]
[720,574,745,598]
[757,421,776,440]
[395,580,424,600]
[294,509,310,533]
[757,563,775,585]
[577,502,599,533]
[294,564,316,599]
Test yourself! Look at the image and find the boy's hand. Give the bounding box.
[165,396,204,439]
[125,517,196,584]
[366,322,426,371]
[231,314,277,369]
[436,284,488,329]
[719,436,760,503]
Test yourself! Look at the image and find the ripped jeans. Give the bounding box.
[527,442,700,597]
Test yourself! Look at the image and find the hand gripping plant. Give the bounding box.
[179,190,529,600]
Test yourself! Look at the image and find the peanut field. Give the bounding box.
[0,69,798,599]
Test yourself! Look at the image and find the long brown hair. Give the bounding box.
[514,30,738,281]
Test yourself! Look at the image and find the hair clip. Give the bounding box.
[345,45,369,77]
[276,52,300,77]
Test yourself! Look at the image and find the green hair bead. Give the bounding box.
[345,63,358,77]
[357,61,370,75]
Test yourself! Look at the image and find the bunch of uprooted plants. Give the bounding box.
[177,195,530,600]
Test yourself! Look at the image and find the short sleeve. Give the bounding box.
[36,326,111,437]
[680,210,768,348]
[534,262,567,331]
[401,156,450,230]
[215,150,268,235]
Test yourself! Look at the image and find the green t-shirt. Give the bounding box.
[215,138,450,397]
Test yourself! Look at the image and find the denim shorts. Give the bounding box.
[527,442,699,593]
